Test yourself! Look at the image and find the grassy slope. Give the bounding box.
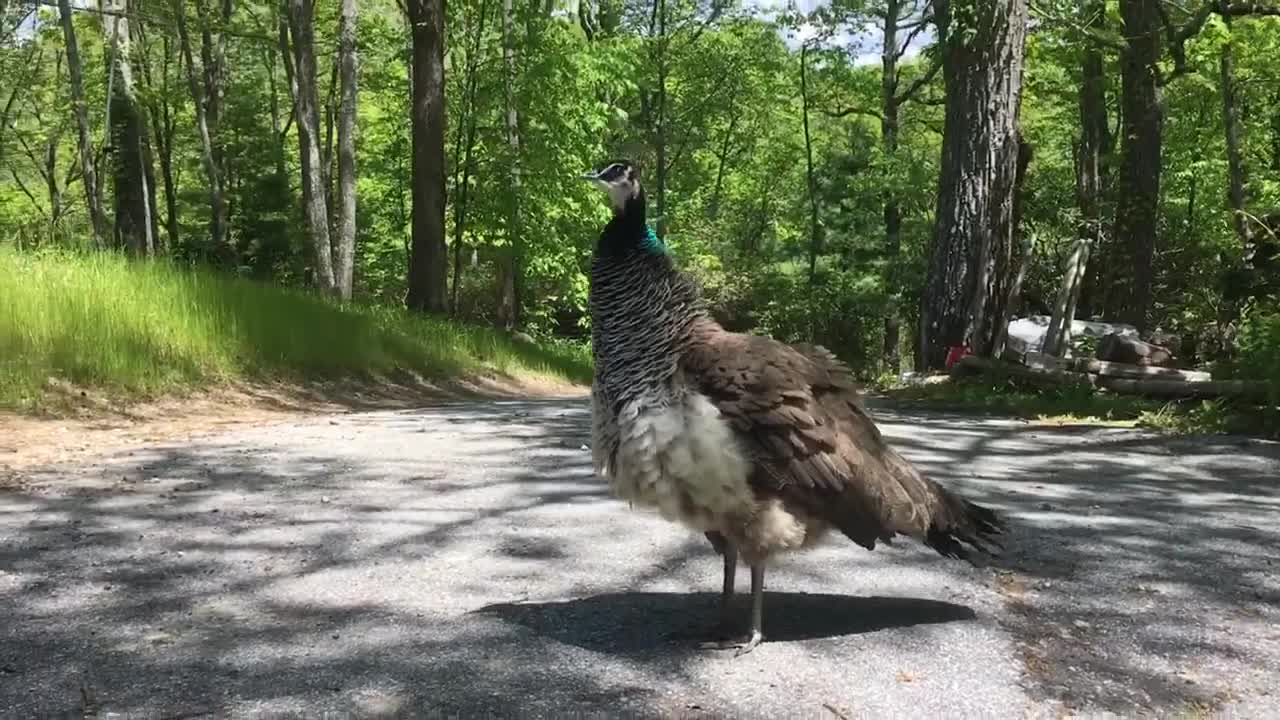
[0,249,591,411]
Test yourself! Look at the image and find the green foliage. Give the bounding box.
[0,248,591,410]
[1235,304,1280,431]
[750,267,887,377]
[4,0,1279,409]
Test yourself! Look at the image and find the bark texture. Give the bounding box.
[921,0,1028,369]
[404,0,449,313]
[495,0,523,329]
[1219,13,1250,249]
[105,0,158,256]
[58,0,110,248]
[1109,0,1162,330]
[285,0,337,293]
[174,0,231,262]
[336,0,359,299]
[1075,0,1110,319]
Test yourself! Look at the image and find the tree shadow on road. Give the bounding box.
[3,401,1278,717]
[869,407,1280,716]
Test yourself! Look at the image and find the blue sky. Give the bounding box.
[747,0,932,64]
[11,0,932,66]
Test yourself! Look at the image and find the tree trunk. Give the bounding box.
[708,108,737,220]
[1075,0,1109,319]
[44,135,63,224]
[404,0,449,313]
[990,230,1035,358]
[1220,13,1250,249]
[449,0,489,316]
[921,0,1028,369]
[1044,237,1091,356]
[880,0,902,371]
[142,32,181,251]
[800,42,820,285]
[335,0,359,299]
[278,3,310,241]
[264,19,289,187]
[285,0,337,294]
[197,0,230,187]
[496,0,522,329]
[174,0,231,263]
[323,56,339,235]
[57,0,110,248]
[1110,0,1162,331]
[105,0,157,256]
[1271,88,1280,172]
[652,0,668,239]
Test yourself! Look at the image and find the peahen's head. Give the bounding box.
[581,159,642,214]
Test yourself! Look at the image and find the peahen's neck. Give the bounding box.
[589,186,712,407]
[598,187,667,258]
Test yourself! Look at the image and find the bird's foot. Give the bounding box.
[697,629,763,656]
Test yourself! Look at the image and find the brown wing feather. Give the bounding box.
[682,329,1003,560]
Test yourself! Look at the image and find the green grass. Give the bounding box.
[0,248,592,411]
[877,374,1279,437]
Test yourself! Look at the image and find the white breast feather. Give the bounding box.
[592,388,755,531]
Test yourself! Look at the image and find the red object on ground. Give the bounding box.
[945,345,971,370]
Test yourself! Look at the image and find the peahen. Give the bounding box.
[582,159,1004,655]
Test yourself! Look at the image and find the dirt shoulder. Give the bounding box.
[0,373,587,481]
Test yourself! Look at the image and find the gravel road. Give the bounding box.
[2,399,1278,718]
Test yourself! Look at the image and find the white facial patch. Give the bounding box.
[606,180,632,211]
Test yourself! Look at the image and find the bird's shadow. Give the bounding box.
[475,592,976,656]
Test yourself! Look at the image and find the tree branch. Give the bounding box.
[896,13,934,31]
[1158,0,1277,87]
[823,105,885,122]
[894,18,933,61]
[894,54,942,105]
[1222,1,1280,15]
[8,164,46,216]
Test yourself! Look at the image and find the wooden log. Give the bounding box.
[1023,351,1213,382]
[1095,377,1270,400]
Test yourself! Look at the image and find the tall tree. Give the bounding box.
[137,26,181,250]
[921,0,1029,369]
[104,0,159,256]
[174,0,232,261]
[1107,1,1279,329]
[57,0,110,248]
[1109,0,1161,330]
[800,41,820,285]
[198,0,231,190]
[335,0,359,299]
[285,0,337,293]
[877,0,939,371]
[1219,13,1250,249]
[404,0,448,313]
[448,0,488,314]
[1074,0,1111,319]
[651,0,668,239]
[495,0,522,329]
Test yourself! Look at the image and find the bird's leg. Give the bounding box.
[736,564,765,656]
[717,542,737,634]
[699,560,765,656]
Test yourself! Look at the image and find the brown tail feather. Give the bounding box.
[923,484,1005,562]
